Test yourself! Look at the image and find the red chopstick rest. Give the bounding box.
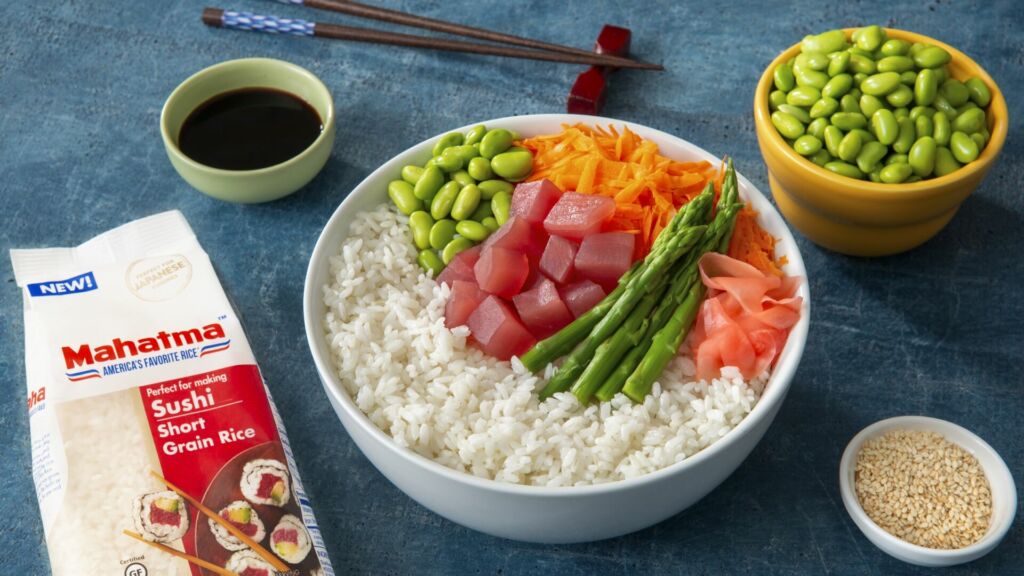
[567,25,632,115]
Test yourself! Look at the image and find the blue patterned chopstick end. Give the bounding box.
[221,10,315,36]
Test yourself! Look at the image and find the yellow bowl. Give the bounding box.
[754,28,1008,256]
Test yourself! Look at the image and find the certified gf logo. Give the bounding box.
[125,562,148,576]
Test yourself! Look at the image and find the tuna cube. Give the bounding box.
[466,296,536,360]
[512,278,574,338]
[437,245,481,287]
[539,235,579,284]
[511,179,563,223]
[445,280,488,329]
[560,280,607,318]
[542,192,616,239]
[474,247,529,298]
[574,232,635,285]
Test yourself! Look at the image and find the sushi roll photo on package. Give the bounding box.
[11,211,335,576]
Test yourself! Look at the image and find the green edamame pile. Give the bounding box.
[386,124,533,276]
[769,26,993,183]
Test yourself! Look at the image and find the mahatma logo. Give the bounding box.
[65,368,102,382]
[27,271,98,297]
[61,323,227,380]
[199,339,232,357]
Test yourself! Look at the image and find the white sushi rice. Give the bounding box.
[323,205,765,486]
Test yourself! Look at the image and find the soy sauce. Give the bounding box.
[178,88,323,171]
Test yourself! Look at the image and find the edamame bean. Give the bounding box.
[450,145,480,164]
[824,161,864,179]
[853,25,885,52]
[774,63,796,91]
[769,90,788,110]
[772,111,805,139]
[430,181,460,219]
[477,179,514,199]
[909,42,928,56]
[455,220,489,242]
[388,180,422,215]
[915,114,933,138]
[429,219,457,250]
[856,141,889,173]
[451,184,482,220]
[432,132,464,156]
[952,107,985,134]
[839,94,861,113]
[467,156,493,181]
[970,132,987,150]
[442,237,475,265]
[956,102,979,117]
[828,51,851,76]
[787,86,821,106]
[807,117,830,139]
[893,118,916,154]
[894,107,909,120]
[838,130,863,162]
[934,146,961,176]
[824,125,844,157]
[849,128,876,143]
[802,30,847,54]
[401,165,424,185]
[905,175,922,183]
[831,111,867,130]
[434,150,463,172]
[908,136,936,177]
[950,131,979,163]
[794,67,829,89]
[414,164,445,201]
[490,147,533,181]
[871,109,899,145]
[470,200,493,221]
[860,94,887,118]
[408,211,434,249]
[965,77,991,107]
[880,39,910,56]
[823,74,853,98]
[861,72,901,96]
[848,53,877,75]
[877,56,915,73]
[887,85,914,108]
[940,79,970,107]
[933,111,951,145]
[913,45,951,68]
[479,128,514,159]
[451,170,476,187]
[933,66,949,85]
[879,162,913,183]
[909,106,934,120]
[900,70,918,86]
[491,191,512,225]
[810,97,839,119]
[794,134,823,156]
[802,51,831,71]
[464,124,487,146]
[417,249,444,277]
[809,149,833,166]
[933,94,958,120]
[868,169,882,182]
[914,68,938,106]
[886,154,909,165]
[853,72,869,85]
[481,217,499,232]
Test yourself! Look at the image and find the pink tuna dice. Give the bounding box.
[474,246,529,298]
[483,216,548,257]
[437,245,481,287]
[445,280,488,329]
[539,235,579,284]
[542,192,616,240]
[560,280,607,318]
[511,179,563,223]
[466,296,536,360]
[574,232,635,285]
[512,278,574,339]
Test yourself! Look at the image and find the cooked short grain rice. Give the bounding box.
[323,205,764,486]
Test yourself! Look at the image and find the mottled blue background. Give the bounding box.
[1,1,1021,574]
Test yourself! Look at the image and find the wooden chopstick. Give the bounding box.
[122,530,240,576]
[149,470,289,573]
[296,0,656,69]
[201,8,663,71]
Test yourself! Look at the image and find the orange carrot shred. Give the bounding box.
[727,207,786,277]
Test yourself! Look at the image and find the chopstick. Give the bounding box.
[149,470,290,573]
[201,8,663,70]
[287,0,657,69]
[122,530,240,576]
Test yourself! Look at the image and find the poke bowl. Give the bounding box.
[304,114,810,543]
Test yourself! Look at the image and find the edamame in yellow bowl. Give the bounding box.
[754,27,1007,256]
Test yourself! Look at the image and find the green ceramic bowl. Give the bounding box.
[160,58,335,203]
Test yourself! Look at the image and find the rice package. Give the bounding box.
[11,211,335,576]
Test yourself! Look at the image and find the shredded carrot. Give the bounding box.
[521,123,717,256]
[727,207,787,277]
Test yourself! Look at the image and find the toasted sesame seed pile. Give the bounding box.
[854,429,992,549]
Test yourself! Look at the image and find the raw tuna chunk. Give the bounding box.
[560,280,607,318]
[445,280,488,329]
[466,296,536,360]
[539,235,579,284]
[484,217,548,258]
[512,278,574,338]
[511,179,563,223]
[543,192,616,239]
[437,245,481,287]
[574,232,635,285]
[474,247,529,298]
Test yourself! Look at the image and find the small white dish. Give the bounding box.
[839,416,1016,567]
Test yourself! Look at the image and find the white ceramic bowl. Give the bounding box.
[839,416,1017,567]
[303,114,811,543]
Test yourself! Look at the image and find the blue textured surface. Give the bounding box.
[1,1,1021,574]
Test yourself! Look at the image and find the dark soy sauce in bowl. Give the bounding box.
[178,88,323,170]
